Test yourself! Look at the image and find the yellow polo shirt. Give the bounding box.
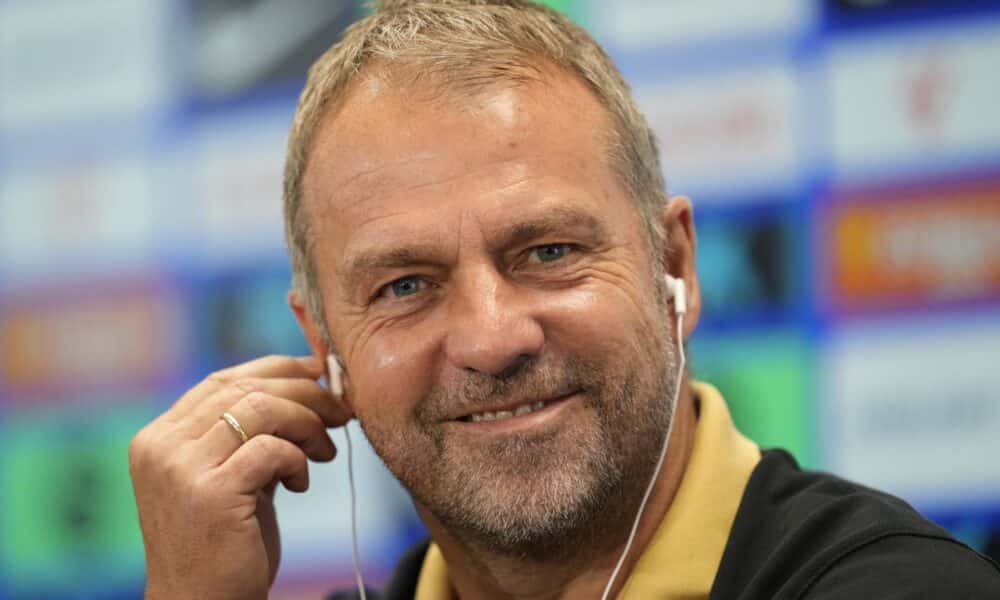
[414,381,762,599]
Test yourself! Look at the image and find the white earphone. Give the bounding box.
[665,273,687,316]
[327,354,344,397]
[330,273,687,600]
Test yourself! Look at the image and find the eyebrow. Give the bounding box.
[339,243,448,297]
[489,205,610,252]
[339,205,611,295]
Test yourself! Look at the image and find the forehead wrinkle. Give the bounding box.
[353,210,412,231]
[326,153,439,212]
[370,154,534,205]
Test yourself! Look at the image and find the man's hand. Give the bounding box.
[128,355,350,600]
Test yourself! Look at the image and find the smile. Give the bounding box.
[452,391,580,432]
[464,400,549,423]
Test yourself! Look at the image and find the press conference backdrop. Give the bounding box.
[2,0,1000,597]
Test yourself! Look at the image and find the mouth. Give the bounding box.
[451,390,580,431]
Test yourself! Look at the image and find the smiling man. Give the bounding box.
[128,1,1000,599]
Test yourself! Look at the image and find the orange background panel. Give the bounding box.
[830,183,1000,308]
[0,283,185,398]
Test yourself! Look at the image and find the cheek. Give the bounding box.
[541,284,658,357]
[349,327,438,425]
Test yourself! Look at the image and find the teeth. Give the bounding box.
[468,400,547,423]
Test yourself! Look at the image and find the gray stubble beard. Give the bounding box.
[363,321,678,564]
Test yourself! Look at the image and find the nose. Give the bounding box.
[443,266,545,377]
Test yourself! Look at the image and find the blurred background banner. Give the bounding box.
[2,0,999,597]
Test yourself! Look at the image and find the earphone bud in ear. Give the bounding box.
[326,354,344,396]
[664,274,687,316]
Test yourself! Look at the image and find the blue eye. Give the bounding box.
[533,244,570,263]
[388,276,423,298]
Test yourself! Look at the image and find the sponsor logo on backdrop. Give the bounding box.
[822,179,1000,311]
[0,280,185,401]
[827,22,1000,177]
[637,64,802,198]
[903,49,955,144]
[823,318,1000,509]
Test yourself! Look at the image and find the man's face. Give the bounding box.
[302,69,678,556]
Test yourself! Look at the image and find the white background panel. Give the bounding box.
[0,0,174,133]
[593,0,813,50]
[827,20,1000,179]
[192,106,293,265]
[823,315,1000,509]
[0,158,157,276]
[637,62,804,199]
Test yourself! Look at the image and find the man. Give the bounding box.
[128,1,1000,598]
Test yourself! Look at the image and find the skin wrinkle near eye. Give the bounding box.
[341,204,615,303]
[349,251,629,372]
[355,235,642,331]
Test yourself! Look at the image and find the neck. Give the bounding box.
[418,383,698,600]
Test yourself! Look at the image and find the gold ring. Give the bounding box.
[221,411,249,444]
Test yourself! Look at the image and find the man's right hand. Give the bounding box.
[128,355,350,600]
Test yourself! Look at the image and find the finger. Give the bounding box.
[189,377,349,428]
[201,391,337,465]
[216,434,310,494]
[214,354,324,381]
[169,356,324,417]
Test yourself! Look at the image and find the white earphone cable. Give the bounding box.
[344,424,368,600]
[600,310,686,600]
[328,354,368,600]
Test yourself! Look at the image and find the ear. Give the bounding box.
[288,288,356,417]
[659,195,701,339]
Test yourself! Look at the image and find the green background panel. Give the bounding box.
[689,330,815,467]
[0,404,153,593]
[532,0,590,24]
[535,0,575,12]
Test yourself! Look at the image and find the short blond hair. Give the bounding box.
[283,0,666,337]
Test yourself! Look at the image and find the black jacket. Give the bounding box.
[330,450,1000,599]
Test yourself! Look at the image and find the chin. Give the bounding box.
[419,421,630,560]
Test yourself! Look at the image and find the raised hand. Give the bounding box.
[128,355,350,600]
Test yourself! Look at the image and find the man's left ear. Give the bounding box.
[659,195,701,338]
[288,289,356,417]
